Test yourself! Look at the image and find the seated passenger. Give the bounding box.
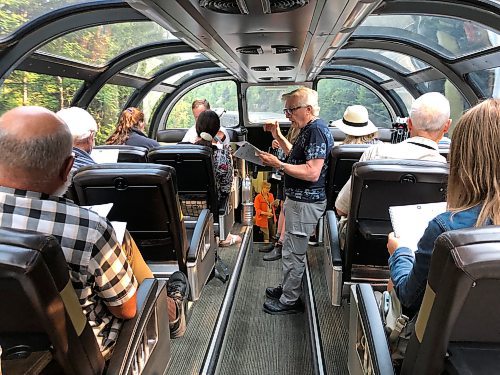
[182,99,230,145]
[105,107,160,150]
[335,92,450,217]
[387,98,500,314]
[193,110,240,247]
[0,107,188,357]
[331,105,381,145]
[57,107,97,172]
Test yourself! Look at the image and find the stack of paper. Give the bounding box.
[389,202,447,251]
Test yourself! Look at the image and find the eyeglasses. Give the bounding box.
[283,105,308,115]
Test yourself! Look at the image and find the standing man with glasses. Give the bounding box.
[258,87,333,314]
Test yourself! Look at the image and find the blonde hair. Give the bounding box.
[447,98,500,226]
[282,87,320,116]
[261,181,271,191]
[106,107,145,145]
[343,132,378,145]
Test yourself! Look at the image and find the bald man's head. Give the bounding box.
[0,106,73,194]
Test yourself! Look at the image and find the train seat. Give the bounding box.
[0,227,170,375]
[348,226,500,375]
[72,163,216,301]
[324,159,448,305]
[326,144,371,210]
[148,144,235,240]
[92,144,149,163]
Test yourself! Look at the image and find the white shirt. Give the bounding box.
[335,137,447,215]
[181,125,231,145]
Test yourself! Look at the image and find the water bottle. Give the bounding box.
[241,176,253,225]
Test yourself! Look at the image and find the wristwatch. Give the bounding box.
[279,162,285,172]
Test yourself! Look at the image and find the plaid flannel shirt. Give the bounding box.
[0,186,137,351]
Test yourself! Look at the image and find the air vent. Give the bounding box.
[270,0,309,13]
[259,77,273,81]
[236,46,263,55]
[199,0,248,14]
[276,65,294,71]
[252,66,270,71]
[272,45,298,54]
[278,76,293,81]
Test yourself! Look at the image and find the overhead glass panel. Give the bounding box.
[162,68,219,86]
[0,0,90,39]
[468,68,500,98]
[38,22,175,67]
[87,84,135,144]
[392,87,414,115]
[366,68,390,81]
[317,78,392,128]
[357,15,500,59]
[0,70,82,114]
[123,53,204,79]
[325,64,391,83]
[334,49,428,74]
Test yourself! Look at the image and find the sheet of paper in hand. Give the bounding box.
[389,202,447,251]
[234,141,264,166]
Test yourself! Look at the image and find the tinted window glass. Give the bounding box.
[317,78,392,128]
[468,68,500,98]
[0,71,82,114]
[165,80,238,129]
[138,90,166,132]
[123,53,203,79]
[88,84,135,144]
[38,22,174,67]
[246,85,302,123]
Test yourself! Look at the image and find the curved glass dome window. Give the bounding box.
[0,0,91,39]
[37,22,175,67]
[162,68,220,86]
[468,68,500,98]
[366,68,390,81]
[324,64,391,83]
[334,49,428,74]
[317,78,392,128]
[357,15,500,59]
[123,53,204,79]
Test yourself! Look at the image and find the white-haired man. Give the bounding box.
[335,92,450,217]
[259,87,334,314]
[57,107,98,172]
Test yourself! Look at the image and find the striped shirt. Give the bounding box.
[0,186,137,351]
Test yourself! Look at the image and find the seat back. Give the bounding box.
[72,163,188,270]
[156,129,188,143]
[93,145,148,163]
[0,228,104,375]
[402,226,500,374]
[148,145,218,220]
[344,159,448,281]
[326,144,371,210]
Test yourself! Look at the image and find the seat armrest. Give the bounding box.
[325,210,342,266]
[107,279,164,374]
[187,208,212,262]
[351,283,393,375]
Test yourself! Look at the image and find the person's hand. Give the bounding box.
[263,121,281,140]
[272,199,280,207]
[271,139,280,149]
[266,211,274,217]
[387,279,394,292]
[387,232,401,255]
[258,151,281,168]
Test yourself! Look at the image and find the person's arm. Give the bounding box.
[335,178,351,216]
[387,219,445,310]
[258,152,324,182]
[263,121,293,155]
[90,220,138,320]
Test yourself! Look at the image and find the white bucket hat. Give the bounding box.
[331,105,378,137]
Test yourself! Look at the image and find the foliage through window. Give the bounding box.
[246,85,301,123]
[0,71,82,114]
[166,80,238,129]
[317,79,392,127]
[38,22,174,67]
[88,84,135,145]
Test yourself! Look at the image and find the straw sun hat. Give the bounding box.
[331,105,378,137]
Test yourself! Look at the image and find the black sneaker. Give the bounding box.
[265,285,283,300]
[167,271,190,301]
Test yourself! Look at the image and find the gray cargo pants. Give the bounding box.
[280,198,326,305]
